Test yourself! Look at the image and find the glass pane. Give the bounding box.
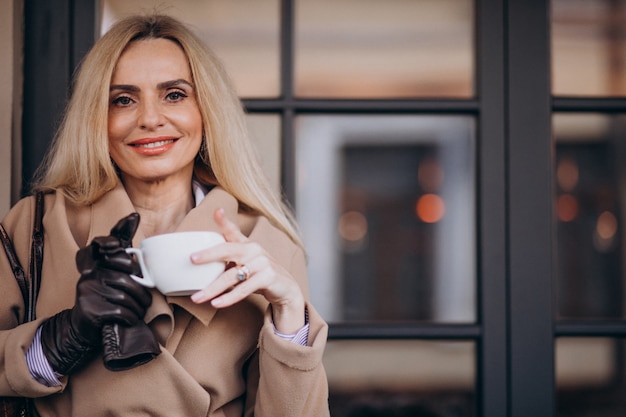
[553,113,626,319]
[326,340,476,417]
[296,115,476,323]
[556,338,626,416]
[100,0,280,98]
[294,0,474,99]
[246,114,281,195]
[552,0,626,97]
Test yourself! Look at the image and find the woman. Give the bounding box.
[0,14,330,416]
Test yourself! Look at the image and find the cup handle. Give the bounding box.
[125,247,156,288]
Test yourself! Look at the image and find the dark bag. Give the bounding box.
[0,192,45,417]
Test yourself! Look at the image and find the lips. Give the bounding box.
[128,137,178,155]
[132,139,176,148]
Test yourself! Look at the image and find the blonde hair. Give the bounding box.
[33,14,304,248]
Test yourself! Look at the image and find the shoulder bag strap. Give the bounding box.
[0,224,28,320]
[27,192,45,322]
[0,192,45,324]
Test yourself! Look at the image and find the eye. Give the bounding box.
[111,95,134,106]
[165,91,188,102]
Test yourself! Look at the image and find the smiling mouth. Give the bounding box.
[132,139,176,149]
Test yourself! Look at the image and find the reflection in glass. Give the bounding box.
[556,338,626,416]
[553,113,626,319]
[100,0,280,97]
[296,116,476,323]
[552,0,626,96]
[294,0,474,98]
[245,114,281,194]
[326,340,476,417]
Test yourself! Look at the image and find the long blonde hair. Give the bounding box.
[33,14,304,248]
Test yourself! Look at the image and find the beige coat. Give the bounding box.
[0,183,330,416]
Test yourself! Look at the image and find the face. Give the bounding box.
[108,38,203,185]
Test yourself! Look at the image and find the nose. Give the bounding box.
[138,99,164,129]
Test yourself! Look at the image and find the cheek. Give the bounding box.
[107,114,122,144]
[107,115,131,163]
[175,102,203,132]
[108,113,130,140]
[176,110,203,135]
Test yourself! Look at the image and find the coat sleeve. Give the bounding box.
[244,246,330,417]
[0,196,66,397]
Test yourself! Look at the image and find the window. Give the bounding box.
[552,0,626,415]
[25,0,626,415]
[296,115,476,324]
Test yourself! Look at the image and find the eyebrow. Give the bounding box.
[109,79,194,92]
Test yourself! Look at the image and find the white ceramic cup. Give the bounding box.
[125,231,226,296]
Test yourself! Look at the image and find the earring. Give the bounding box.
[110,158,121,174]
[197,138,210,165]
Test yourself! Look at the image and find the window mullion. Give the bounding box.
[476,0,509,416]
[506,0,554,416]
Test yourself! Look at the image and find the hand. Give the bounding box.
[190,209,306,334]
[40,213,153,375]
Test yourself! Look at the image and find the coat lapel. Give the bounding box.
[88,182,142,244]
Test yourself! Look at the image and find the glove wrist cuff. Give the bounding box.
[40,310,99,376]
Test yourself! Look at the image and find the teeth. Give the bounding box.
[135,139,174,148]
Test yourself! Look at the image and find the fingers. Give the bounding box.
[190,208,262,266]
[77,279,148,327]
[207,265,273,308]
[78,268,153,321]
[78,213,141,274]
[109,212,141,247]
[190,239,266,307]
[214,208,247,243]
[102,272,153,308]
[101,250,137,274]
[190,208,302,311]
[191,256,262,304]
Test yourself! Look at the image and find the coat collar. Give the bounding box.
[88,181,239,244]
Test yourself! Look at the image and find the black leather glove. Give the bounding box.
[102,321,160,371]
[100,213,160,371]
[40,213,154,375]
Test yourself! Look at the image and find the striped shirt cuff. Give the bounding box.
[26,326,62,387]
[273,307,310,346]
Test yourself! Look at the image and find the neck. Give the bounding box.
[121,174,195,237]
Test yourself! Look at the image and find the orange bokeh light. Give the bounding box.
[556,194,579,222]
[338,210,368,242]
[416,194,445,223]
[556,157,579,192]
[596,211,617,240]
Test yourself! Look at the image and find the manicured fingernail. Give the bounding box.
[191,291,204,303]
[211,297,223,307]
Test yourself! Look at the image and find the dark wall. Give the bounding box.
[21,1,95,195]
